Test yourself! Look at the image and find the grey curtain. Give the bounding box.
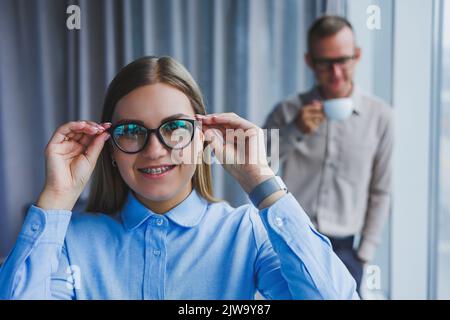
[0,0,333,257]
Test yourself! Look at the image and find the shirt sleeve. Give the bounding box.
[0,205,75,300]
[252,193,359,300]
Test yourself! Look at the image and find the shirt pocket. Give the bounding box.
[336,139,376,185]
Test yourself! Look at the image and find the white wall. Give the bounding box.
[347,0,436,299]
[391,0,434,299]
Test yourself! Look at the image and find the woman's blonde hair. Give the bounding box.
[86,56,218,214]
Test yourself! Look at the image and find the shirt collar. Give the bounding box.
[312,84,362,115]
[120,189,209,231]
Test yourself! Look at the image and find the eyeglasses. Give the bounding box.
[108,119,197,154]
[312,55,356,72]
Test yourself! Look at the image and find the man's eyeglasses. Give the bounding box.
[108,119,197,154]
[312,55,356,71]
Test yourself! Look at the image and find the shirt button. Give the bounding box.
[275,216,284,227]
[153,249,161,256]
[156,219,163,226]
[31,223,40,232]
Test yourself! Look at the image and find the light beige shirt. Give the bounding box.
[264,86,393,262]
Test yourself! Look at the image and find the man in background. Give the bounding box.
[264,16,393,293]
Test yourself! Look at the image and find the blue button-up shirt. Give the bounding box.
[0,190,358,299]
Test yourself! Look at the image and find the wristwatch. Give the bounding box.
[248,176,287,207]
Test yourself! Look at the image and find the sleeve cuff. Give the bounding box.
[260,192,330,245]
[357,239,378,262]
[19,205,72,245]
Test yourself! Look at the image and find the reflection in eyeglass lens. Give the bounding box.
[160,120,194,149]
[112,120,195,152]
[113,124,147,152]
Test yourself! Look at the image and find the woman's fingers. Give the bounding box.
[198,113,264,144]
[196,113,256,130]
[86,121,108,131]
[197,113,272,194]
[48,121,112,157]
[76,122,111,147]
[66,132,83,141]
[52,139,86,157]
[52,121,111,144]
[200,123,227,138]
[54,130,110,163]
[83,131,111,166]
[67,122,111,142]
[51,121,100,144]
[52,122,87,143]
[203,127,226,164]
[197,113,260,146]
[201,117,266,166]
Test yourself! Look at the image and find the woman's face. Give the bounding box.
[111,83,203,211]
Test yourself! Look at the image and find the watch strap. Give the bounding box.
[248,176,287,207]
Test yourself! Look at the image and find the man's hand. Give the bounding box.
[296,100,326,134]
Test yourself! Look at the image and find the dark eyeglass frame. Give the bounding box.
[312,55,356,70]
[107,119,198,154]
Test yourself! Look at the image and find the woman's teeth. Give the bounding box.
[139,166,174,175]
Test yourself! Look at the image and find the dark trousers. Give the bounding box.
[328,236,364,293]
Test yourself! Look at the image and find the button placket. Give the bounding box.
[316,121,335,221]
[144,216,168,299]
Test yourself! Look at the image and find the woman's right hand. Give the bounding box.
[36,121,112,211]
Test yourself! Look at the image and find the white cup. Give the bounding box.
[323,97,354,121]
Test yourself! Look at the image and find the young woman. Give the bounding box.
[0,56,358,300]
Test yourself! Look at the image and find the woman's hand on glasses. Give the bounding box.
[36,121,111,211]
[196,113,278,196]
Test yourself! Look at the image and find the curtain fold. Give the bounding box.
[0,0,329,257]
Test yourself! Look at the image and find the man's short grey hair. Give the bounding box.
[307,15,355,53]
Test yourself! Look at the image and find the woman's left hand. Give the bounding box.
[195,113,275,194]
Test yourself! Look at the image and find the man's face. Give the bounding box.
[306,27,361,99]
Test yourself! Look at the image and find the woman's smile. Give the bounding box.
[137,164,178,179]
